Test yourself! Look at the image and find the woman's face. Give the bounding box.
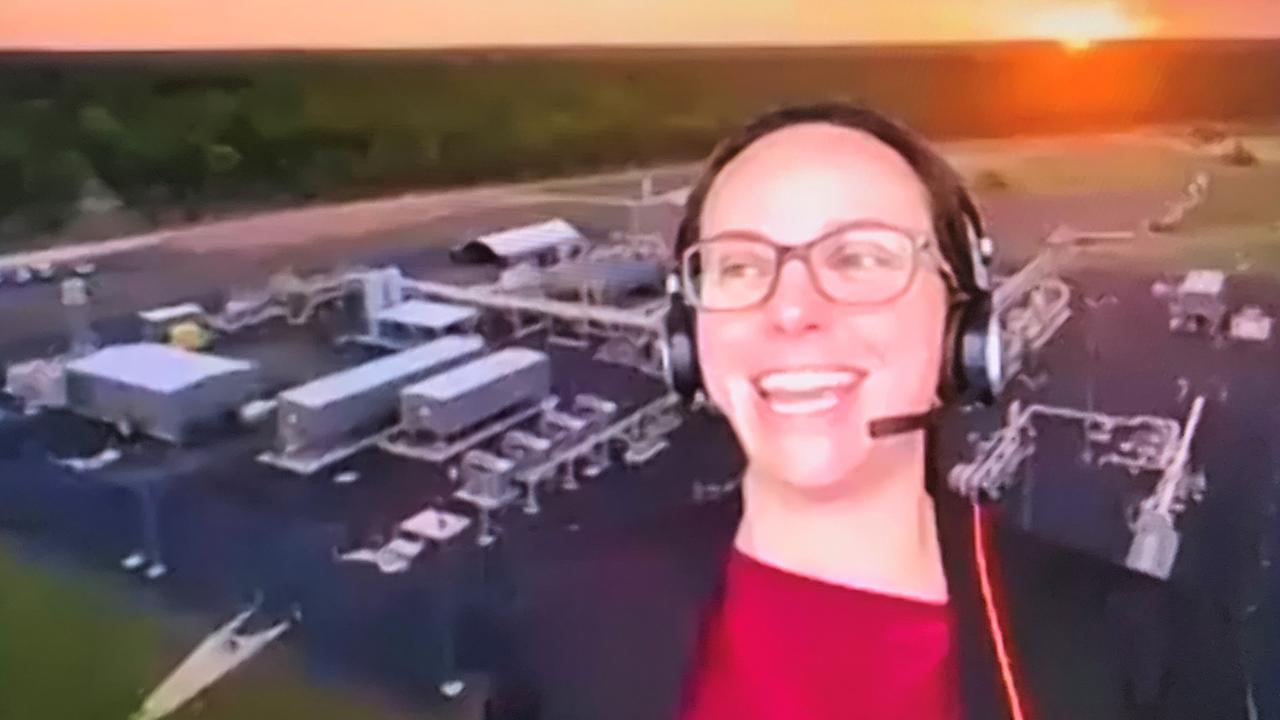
[696,122,950,495]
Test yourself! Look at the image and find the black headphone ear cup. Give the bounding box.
[940,293,1000,407]
[938,300,966,404]
[663,292,702,403]
[957,294,1001,407]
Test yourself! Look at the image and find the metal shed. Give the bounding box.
[64,343,259,443]
[540,258,666,304]
[275,334,485,453]
[401,347,551,438]
[450,219,588,267]
[1178,269,1226,296]
[375,300,479,344]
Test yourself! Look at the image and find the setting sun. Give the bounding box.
[1024,1,1156,51]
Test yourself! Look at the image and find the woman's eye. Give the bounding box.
[718,260,764,278]
[831,248,893,270]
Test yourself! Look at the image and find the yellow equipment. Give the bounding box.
[167,321,212,351]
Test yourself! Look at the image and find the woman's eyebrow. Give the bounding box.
[703,218,927,244]
[817,217,921,234]
[704,227,773,242]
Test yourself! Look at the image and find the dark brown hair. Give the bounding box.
[674,101,984,297]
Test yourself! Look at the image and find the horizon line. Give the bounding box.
[3,33,1280,54]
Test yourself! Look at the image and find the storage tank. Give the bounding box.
[401,347,551,438]
[276,334,485,453]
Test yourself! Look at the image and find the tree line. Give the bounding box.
[2,40,1277,246]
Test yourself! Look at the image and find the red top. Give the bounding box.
[679,547,963,720]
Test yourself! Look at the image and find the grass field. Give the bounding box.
[0,541,428,720]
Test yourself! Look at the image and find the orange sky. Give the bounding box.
[1,0,1277,50]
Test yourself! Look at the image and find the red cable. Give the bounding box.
[972,502,1028,720]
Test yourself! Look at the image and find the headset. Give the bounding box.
[660,185,1005,439]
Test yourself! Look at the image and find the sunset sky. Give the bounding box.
[1,0,1277,50]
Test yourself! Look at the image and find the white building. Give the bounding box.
[65,343,259,443]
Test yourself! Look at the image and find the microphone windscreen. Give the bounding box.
[867,408,940,438]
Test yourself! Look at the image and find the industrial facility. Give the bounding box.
[0,211,1248,579]
[2,182,1273,720]
[948,395,1207,580]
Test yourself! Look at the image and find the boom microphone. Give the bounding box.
[867,407,942,438]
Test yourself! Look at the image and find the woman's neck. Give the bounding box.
[733,444,948,603]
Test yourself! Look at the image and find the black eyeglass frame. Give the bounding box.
[678,219,965,312]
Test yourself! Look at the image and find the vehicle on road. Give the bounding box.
[32,262,57,281]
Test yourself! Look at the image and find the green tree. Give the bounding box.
[22,149,93,232]
[77,104,125,139]
[205,143,243,174]
[0,153,23,218]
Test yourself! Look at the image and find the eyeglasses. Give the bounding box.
[680,220,960,312]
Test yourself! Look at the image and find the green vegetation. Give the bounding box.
[2,40,1279,249]
[0,544,163,718]
[0,544,424,720]
[0,52,742,247]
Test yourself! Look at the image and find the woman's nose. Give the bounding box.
[766,259,827,335]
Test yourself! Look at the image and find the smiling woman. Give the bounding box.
[480,101,1255,720]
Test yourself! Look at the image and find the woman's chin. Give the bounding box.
[755,443,870,495]
[729,396,876,493]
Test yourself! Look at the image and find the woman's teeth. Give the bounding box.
[756,369,860,393]
[753,369,863,416]
[766,393,841,415]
